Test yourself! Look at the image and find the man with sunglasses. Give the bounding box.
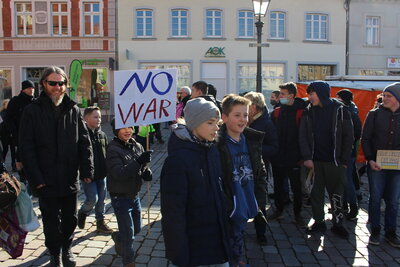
[19,66,94,267]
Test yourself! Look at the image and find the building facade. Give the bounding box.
[0,0,116,113]
[348,0,400,76]
[118,0,346,100]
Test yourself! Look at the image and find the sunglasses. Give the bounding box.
[45,80,67,86]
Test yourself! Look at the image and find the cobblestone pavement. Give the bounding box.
[1,123,400,266]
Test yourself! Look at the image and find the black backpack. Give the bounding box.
[0,171,21,210]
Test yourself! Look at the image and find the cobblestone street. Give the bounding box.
[1,124,399,266]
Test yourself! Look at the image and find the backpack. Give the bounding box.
[0,172,21,210]
[272,107,304,127]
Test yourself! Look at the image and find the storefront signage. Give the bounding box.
[205,47,225,57]
[387,57,400,68]
[80,59,106,66]
[114,69,177,128]
[98,92,110,110]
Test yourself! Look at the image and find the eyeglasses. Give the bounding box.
[45,80,67,86]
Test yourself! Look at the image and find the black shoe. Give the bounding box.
[294,213,306,228]
[346,204,358,221]
[305,222,326,234]
[49,254,61,267]
[62,250,76,267]
[256,235,267,246]
[385,231,400,248]
[97,220,113,234]
[331,225,349,239]
[369,229,380,245]
[112,232,122,256]
[77,212,87,229]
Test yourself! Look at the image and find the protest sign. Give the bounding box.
[376,150,400,170]
[114,69,177,129]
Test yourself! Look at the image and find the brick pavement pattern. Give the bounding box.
[1,123,400,266]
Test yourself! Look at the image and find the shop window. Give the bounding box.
[0,70,13,103]
[140,63,191,89]
[76,68,108,108]
[359,69,385,76]
[298,64,334,81]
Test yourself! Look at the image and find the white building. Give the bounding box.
[348,0,400,76]
[117,0,347,100]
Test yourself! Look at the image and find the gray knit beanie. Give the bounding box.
[383,82,400,103]
[184,98,220,131]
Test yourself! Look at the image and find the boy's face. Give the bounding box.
[222,104,249,135]
[383,91,399,111]
[192,117,219,142]
[85,110,101,129]
[117,127,134,143]
[308,91,321,106]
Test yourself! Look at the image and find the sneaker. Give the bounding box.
[256,234,267,246]
[77,212,87,229]
[97,220,113,234]
[305,222,327,234]
[331,225,349,239]
[112,232,122,256]
[385,232,400,248]
[346,204,358,221]
[369,230,380,246]
[294,214,306,228]
[267,210,283,221]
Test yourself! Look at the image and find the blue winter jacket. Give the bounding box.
[160,125,230,267]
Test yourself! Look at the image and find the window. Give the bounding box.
[206,9,222,37]
[270,11,285,39]
[52,3,68,36]
[238,63,285,94]
[298,64,334,81]
[136,9,153,37]
[238,10,254,38]
[305,14,328,41]
[0,69,13,101]
[16,3,33,36]
[84,2,101,36]
[366,16,380,46]
[171,9,188,37]
[359,69,385,76]
[141,63,191,89]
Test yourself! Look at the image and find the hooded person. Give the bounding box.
[299,81,354,239]
[160,98,230,267]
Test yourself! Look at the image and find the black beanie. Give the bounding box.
[110,118,134,137]
[337,89,353,105]
[21,80,35,91]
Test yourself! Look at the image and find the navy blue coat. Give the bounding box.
[160,126,229,267]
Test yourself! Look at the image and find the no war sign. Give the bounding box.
[114,69,177,129]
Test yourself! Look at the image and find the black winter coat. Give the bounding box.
[248,108,278,163]
[161,126,229,267]
[271,98,307,167]
[106,137,148,198]
[217,125,268,217]
[88,128,108,180]
[362,105,400,161]
[19,92,94,197]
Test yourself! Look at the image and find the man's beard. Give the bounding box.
[50,93,65,106]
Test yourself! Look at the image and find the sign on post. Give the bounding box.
[114,69,177,129]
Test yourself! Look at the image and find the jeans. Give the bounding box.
[367,167,400,232]
[344,157,357,205]
[38,194,77,255]
[111,196,142,265]
[79,179,107,221]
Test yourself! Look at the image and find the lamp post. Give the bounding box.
[252,0,270,93]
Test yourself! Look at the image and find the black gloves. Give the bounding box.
[136,150,153,165]
[142,168,153,181]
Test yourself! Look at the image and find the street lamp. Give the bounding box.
[252,0,270,93]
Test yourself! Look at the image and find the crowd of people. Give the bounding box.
[0,67,399,267]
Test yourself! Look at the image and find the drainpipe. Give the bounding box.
[344,0,350,75]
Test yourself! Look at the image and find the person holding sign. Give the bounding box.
[106,119,153,267]
[362,82,400,248]
[161,98,230,267]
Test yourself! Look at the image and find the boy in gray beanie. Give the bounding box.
[184,97,220,131]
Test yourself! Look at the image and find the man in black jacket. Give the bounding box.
[269,82,307,227]
[19,67,94,267]
[4,80,35,172]
[299,81,353,239]
[244,91,278,245]
[191,80,222,112]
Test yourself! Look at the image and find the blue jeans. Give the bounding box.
[344,157,357,205]
[79,179,107,221]
[367,167,400,232]
[111,196,142,265]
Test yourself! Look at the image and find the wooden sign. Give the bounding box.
[376,150,400,170]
